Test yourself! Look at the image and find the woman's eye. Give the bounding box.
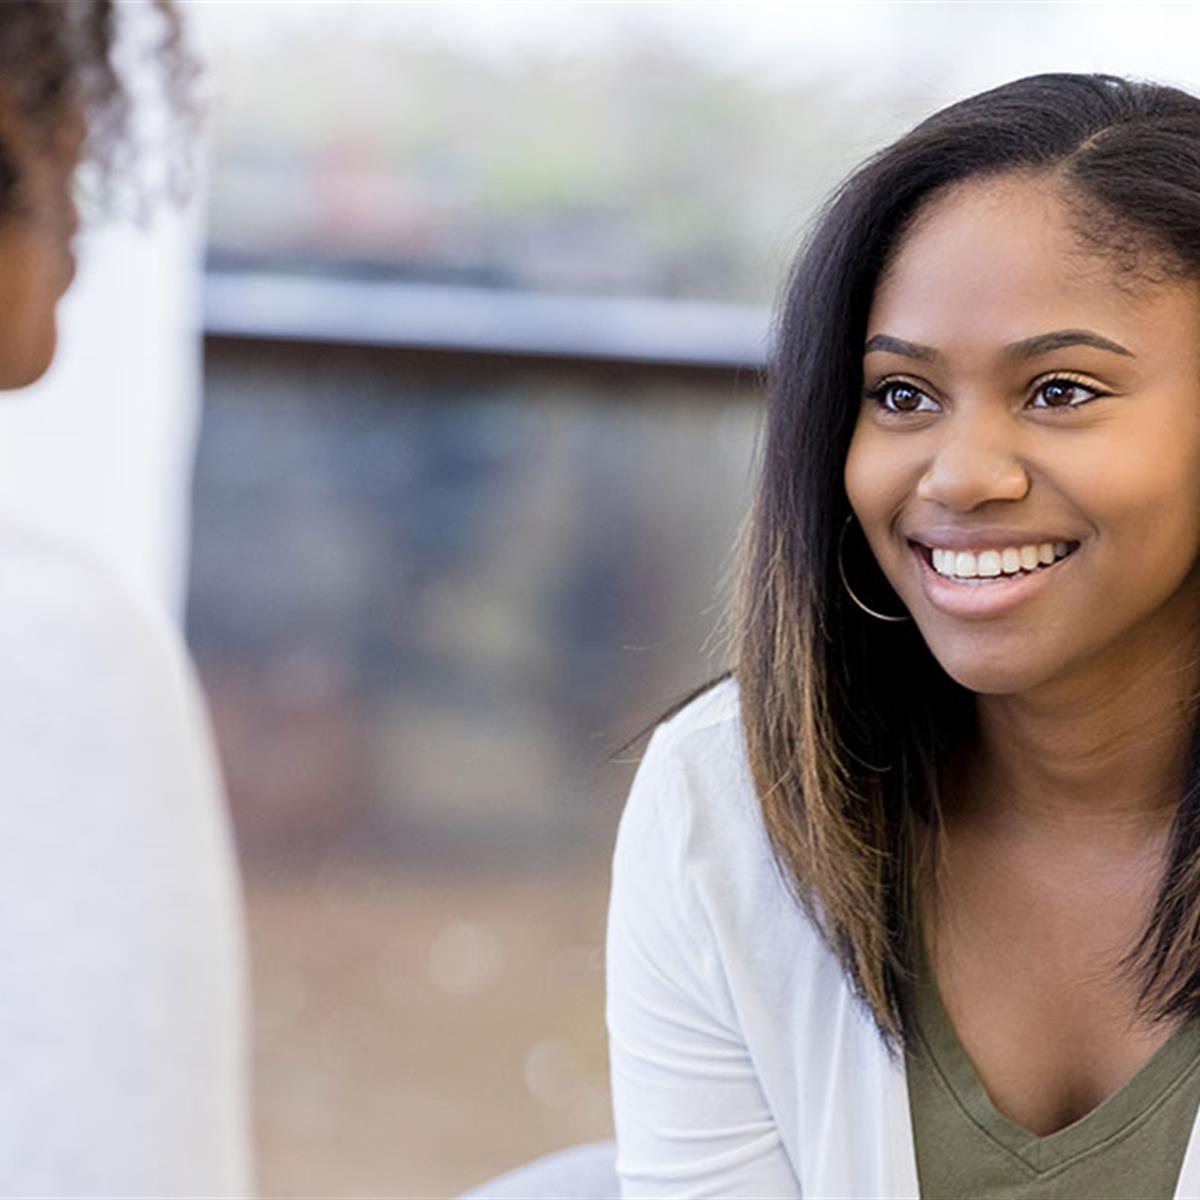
[1029,378,1101,409]
[868,381,936,415]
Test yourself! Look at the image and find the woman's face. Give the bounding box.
[844,172,1200,697]
[0,106,82,389]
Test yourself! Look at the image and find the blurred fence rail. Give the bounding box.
[203,270,770,373]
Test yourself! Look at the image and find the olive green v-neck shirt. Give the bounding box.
[906,940,1200,1199]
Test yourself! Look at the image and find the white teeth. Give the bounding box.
[977,550,1002,577]
[926,539,1076,582]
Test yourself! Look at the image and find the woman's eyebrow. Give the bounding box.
[862,329,1136,361]
[862,334,938,361]
[1002,329,1135,359]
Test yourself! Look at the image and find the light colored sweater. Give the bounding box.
[605,679,1200,1199]
[0,515,253,1197]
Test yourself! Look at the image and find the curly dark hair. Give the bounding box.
[0,0,198,218]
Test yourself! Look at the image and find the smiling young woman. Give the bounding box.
[606,74,1200,1199]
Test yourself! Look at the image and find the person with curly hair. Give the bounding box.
[0,4,251,1194]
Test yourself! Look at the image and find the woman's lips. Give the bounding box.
[908,538,1080,619]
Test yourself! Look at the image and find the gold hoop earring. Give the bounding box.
[838,513,912,623]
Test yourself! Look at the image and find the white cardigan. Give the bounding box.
[605,680,1200,1199]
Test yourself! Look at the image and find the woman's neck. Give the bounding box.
[957,623,1200,849]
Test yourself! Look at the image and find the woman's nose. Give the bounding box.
[914,414,1031,511]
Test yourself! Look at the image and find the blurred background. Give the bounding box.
[18,2,1200,1195]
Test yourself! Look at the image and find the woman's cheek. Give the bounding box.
[845,424,914,533]
[842,418,881,515]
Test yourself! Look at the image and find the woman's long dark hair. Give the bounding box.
[735,72,1200,1052]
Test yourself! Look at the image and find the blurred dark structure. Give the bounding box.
[190,274,763,871]
[186,276,762,1195]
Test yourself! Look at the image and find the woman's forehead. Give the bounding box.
[876,176,1083,298]
[866,176,1200,363]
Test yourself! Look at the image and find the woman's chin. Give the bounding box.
[0,322,58,390]
[923,640,1055,698]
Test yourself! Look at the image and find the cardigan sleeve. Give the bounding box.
[0,540,254,1196]
[605,725,803,1198]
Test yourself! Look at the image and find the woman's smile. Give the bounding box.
[844,172,1200,696]
[908,535,1082,618]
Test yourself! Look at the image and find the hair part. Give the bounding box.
[734,71,1200,1052]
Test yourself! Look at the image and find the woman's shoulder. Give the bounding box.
[628,679,756,848]
[642,676,746,786]
[0,510,157,647]
[0,509,224,835]
[0,510,192,706]
[0,517,252,1195]
[654,674,743,742]
[623,677,805,931]
[615,677,855,1050]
